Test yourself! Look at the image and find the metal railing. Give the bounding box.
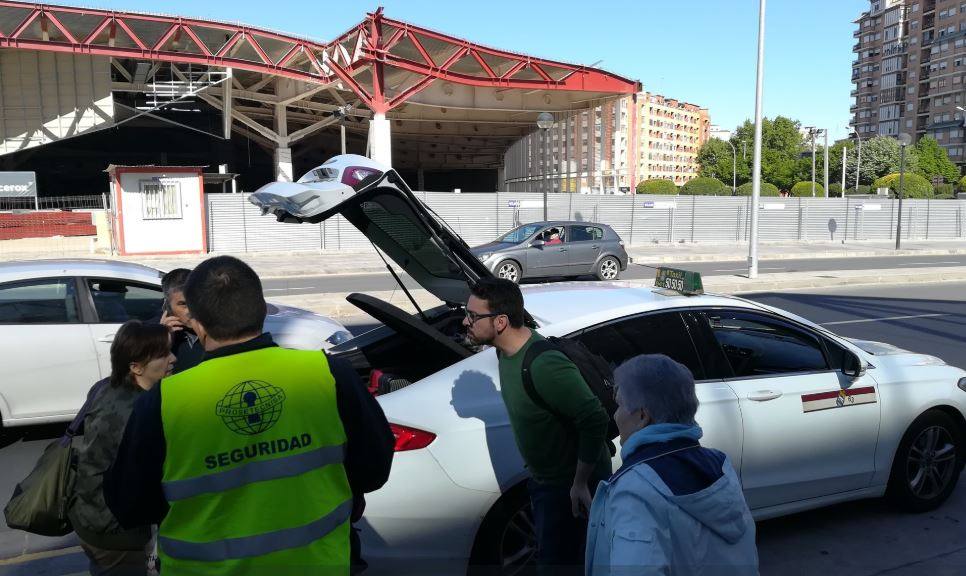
[0,195,109,212]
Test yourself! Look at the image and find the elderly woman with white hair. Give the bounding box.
[585,354,759,575]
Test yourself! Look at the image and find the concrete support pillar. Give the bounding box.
[275,146,293,182]
[223,67,233,140]
[497,166,505,192]
[417,168,425,191]
[369,112,392,166]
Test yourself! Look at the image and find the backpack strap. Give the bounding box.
[520,339,567,421]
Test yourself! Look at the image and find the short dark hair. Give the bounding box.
[469,278,525,328]
[110,320,171,388]
[183,256,266,341]
[161,268,191,297]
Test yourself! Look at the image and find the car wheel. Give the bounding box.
[468,485,536,576]
[887,410,964,513]
[596,256,620,281]
[496,260,522,284]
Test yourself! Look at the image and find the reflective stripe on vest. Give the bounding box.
[162,444,345,502]
[160,499,352,562]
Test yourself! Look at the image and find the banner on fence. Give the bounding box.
[0,172,37,198]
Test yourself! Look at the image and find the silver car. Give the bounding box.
[470,221,628,283]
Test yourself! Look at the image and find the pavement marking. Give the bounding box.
[0,545,83,565]
[822,313,947,326]
[896,261,961,266]
[713,267,786,272]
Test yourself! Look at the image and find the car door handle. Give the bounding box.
[747,390,783,402]
[97,334,116,343]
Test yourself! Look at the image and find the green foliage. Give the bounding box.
[935,183,955,197]
[735,182,780,196]
[853,185,872,195]
[680,177,728,196]
[727,116,805,189]
[636,178,678,195]
[696,138,736,184]
[828,183,843,197]
[872,173,934,198]
[958,175,966,192]
[914,136,960,184]
[854,136,919,186]
[789,181,825,197]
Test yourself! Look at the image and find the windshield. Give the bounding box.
[498,224,543,244]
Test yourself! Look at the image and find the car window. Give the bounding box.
[539,227,566,244]
[0,278,80,324]
[88,279,163,323]
[573,311,706,380]
[700,310,829,378]
[569,226,604,242]
[498,224,543,243]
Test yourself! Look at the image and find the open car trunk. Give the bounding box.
[249,155,525,394]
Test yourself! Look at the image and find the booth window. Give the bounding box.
[141,181,182,219]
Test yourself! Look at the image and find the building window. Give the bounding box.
[140,181,183,220]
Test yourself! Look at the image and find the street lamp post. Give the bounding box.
[810,128,817,197]
[537,112,554,220]
[896,133,912,249]
[749,0,766,279]
[823,128,829,198]
[724,139,737,194]
[851,129,863,193]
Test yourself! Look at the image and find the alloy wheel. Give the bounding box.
[599,258,619,280]
[906,425,957,500]
[498,504,537,574]
[498,262,520,283]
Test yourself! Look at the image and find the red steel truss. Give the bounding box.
[0,2,639,113]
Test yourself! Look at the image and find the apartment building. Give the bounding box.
[503,92,710,193]
[852,0,966,163]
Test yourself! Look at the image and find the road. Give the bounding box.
[1,281,965,574]
[262,253,965,297]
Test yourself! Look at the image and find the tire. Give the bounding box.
[887,409,964,513]
[496,260,522,284]
[595,256,621,281]
[468,485,536,576]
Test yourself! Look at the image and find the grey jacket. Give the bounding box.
[68,378,151,550]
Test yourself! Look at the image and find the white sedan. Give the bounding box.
[0,259,352,427]
[251,155,966,574]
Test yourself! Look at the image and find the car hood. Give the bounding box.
[250,170,494,306]
[846,338,946,366]
[469,242,512,256]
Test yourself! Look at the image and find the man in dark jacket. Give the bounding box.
[158,268,204,374]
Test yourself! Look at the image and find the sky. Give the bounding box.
[92,0,869,141]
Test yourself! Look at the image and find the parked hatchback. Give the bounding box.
[470,221,628,283]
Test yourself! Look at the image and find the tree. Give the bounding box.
[855,136,919,185]
[696,138,736,187]
[828,183,844,197]
[790,181,825,197]
[729,116,805,190]
[958,175,966,192]
[680,177,728,195]
[914,136,960,185]
[735,182,780,196]
[636,179,678,195]
[872,173,933,198]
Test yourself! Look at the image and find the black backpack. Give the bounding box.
[521,337,620,442]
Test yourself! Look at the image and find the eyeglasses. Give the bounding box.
[464,309,502,324]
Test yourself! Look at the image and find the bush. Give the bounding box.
[789,181,826,197]
[735,182,780,197]
[828,183,843,197]
[680,177,728,196]
[959,175,966,192]
[935,183,955,197]
[851,185,872,195]
[871,172,934,198]
[636,179,678,195]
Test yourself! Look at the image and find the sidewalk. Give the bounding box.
[2,239,964,280]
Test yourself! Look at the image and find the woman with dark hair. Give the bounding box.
[69,320,174,575]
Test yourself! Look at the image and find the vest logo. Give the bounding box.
[215,380,286,435]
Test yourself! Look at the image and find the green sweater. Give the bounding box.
[498,331,612,486]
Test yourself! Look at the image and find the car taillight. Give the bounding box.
[390,424,436,452]
[341,166,382,187]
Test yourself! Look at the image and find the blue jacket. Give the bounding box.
[585,424,759,576]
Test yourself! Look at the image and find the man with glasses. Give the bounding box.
[463,278,611,574]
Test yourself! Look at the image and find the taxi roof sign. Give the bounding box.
[654,267,704,296]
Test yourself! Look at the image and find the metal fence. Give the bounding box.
[0,194,110,211]
[206,192,966,253]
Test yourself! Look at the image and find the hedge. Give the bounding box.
[828,183,843,197]
[959,175,966,192]
[871,172,934,198]
[735,182,780,197]
[636,178,678,195]
[680,177,728,196]
[789,181,825,197]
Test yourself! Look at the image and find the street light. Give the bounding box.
[537,112,554,220]
[849,127,863,193]
[896,132,912,249]
[723,139,737,194]
[748,0,766,279]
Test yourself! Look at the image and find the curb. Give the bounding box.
[628,247,966,265]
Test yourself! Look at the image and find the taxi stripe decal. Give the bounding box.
[802,386,877,413]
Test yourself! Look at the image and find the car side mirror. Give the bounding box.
[842,351,867,379]
[531,239,546,248]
